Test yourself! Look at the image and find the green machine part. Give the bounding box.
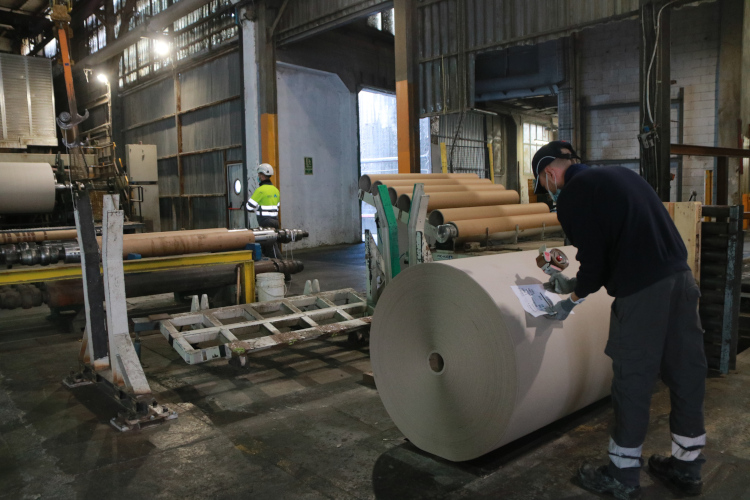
[376,184,401,278]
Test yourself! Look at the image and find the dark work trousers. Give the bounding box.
[257,216,281,259]
[605,270,707,487]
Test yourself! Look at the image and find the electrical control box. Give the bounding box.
[125,144,158,182]
[125,144,160,231]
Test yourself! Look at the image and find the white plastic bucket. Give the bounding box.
[256,272,286,302]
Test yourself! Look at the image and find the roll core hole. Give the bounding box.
[429,352,445,374]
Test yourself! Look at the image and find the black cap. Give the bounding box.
[532,141,579,195]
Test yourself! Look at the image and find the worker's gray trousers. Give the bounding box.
[257,216,281,259]
[604,270,707,487]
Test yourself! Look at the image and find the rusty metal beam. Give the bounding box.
[394,0,420,174]
[671,144,750,158]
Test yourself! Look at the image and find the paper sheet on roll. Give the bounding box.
[0,162,56,214]
[370,249,613,461]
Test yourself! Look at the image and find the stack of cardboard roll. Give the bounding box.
[359,173,561,243]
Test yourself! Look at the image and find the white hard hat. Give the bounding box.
[258,163,274,176]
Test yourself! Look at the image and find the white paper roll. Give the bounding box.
[0,162,56,214]
[370,248,613,461]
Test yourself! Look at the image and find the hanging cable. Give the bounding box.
[645,0,677,125]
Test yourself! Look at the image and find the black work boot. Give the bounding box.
[578,462,642,500]
[648,454,703,496]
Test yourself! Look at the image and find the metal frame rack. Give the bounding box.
[133,289,371,366]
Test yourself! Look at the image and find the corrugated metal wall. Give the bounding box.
[120,50,242,230]
[418,0,641,115]
[0,54,57,148]
[276,0,392,44]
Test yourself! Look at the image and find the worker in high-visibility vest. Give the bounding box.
[246,163,280,258]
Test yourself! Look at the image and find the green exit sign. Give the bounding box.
[304,157,313,175]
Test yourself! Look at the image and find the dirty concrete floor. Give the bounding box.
[1,243,750,499]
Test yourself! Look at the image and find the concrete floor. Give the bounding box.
[1,243,750,499]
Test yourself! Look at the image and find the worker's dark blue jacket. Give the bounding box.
[556,164,689,299]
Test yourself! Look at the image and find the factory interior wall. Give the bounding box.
[717,0,744,204]
[742,0,750,195]
[573,2,720,203]
[276,63,360,249]
[276,26,396,94]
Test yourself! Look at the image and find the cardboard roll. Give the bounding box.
[440,213,561,243]
[396,190,520,212]
[370,249,613,461]
[386,184,506,206]
[359,173,481,192]
[428,203,550,226]
[370,178,491,194]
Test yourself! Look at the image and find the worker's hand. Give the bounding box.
[543,273,577,294]
[545,296,584,321]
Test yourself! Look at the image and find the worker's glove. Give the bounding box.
[544,273,577,295]
[545,296,584,321]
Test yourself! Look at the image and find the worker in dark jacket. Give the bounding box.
[532,141,707,500]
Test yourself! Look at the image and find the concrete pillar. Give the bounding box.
[394,0,421,173]
[718,0,743,204]
[241,7,261,212]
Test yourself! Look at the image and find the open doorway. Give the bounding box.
[473,40,562,201]
[357,88,431,241]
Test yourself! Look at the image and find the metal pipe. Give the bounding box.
[39,259,304,309]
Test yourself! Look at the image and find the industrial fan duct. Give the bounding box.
[370,249,613,462]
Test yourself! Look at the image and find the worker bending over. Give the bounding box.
[246,163,281,258]
[533,141,707,500]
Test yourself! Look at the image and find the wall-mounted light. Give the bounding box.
[153,39,170,56]
[97,73,109,84]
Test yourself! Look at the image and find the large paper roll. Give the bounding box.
[397,190,520,212]
[370,249,613,461]
[429,203,550,226]
[0,162,56,214]
[358,173,479,192]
